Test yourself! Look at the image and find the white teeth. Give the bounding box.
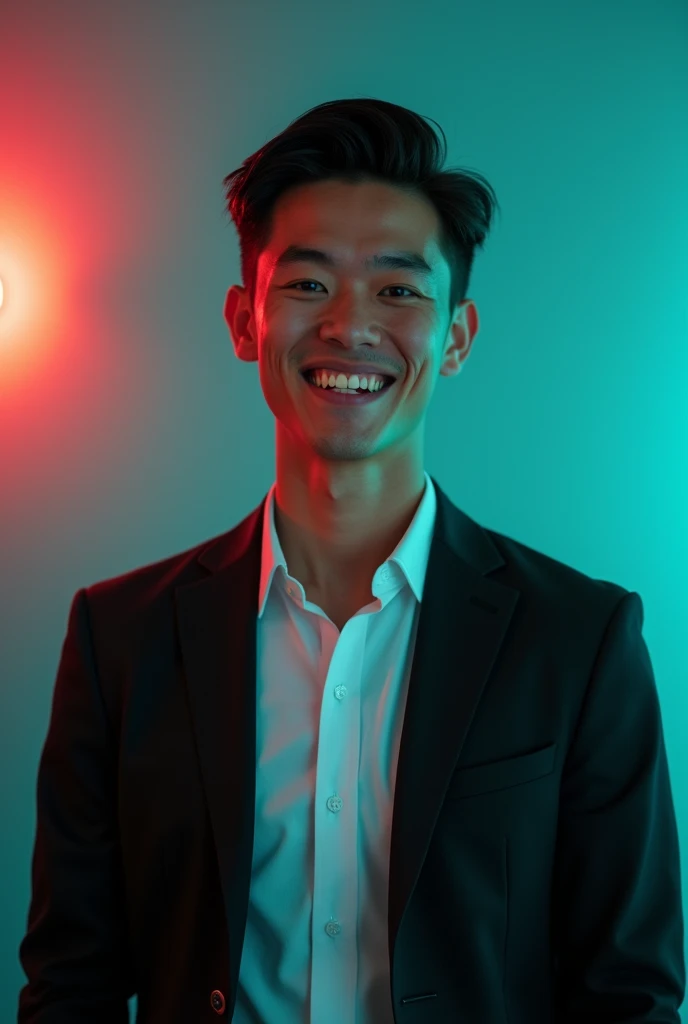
[306,369,387,392]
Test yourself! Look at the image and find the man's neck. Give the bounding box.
[272,463,426,596]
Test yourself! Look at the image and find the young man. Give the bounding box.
[18,99,684,1023]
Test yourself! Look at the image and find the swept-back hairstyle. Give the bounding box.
[222,97,500,317]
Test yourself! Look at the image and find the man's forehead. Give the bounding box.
[271,243,435,274]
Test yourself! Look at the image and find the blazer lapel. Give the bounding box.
[174,477,520,982]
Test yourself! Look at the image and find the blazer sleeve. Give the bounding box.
[552,590,685,1020]
[17,588,134,1023]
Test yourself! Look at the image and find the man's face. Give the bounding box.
[224,178,478,464]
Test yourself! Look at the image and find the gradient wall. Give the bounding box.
[1,0,686,1019]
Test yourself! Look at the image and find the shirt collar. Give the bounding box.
[257,471,437,618]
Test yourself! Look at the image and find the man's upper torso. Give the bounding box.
[18,474,685,1023]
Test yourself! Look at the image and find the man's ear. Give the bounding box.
[224,284,258,363]
[440,300,479,377]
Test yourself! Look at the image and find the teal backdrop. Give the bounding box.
[1,1,686,1020]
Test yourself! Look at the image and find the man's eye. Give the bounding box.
[285,281,418,297]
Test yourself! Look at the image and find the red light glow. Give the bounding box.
[0,183,69,398]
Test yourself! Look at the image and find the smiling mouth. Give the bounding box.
[299,370,396,404]
[299,370,395,394]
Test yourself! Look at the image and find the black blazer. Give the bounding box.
[18,477,685,1023]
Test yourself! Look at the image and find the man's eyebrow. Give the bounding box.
[273,245,434,279]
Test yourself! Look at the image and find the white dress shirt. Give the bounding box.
[233,471,438,1024]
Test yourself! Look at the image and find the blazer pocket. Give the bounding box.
[444,742,557,800]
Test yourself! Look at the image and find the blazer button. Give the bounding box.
[210,989,226,1014]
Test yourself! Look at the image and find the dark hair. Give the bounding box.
[222,97,500,318]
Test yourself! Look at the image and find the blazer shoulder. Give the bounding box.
[82,501,261,607]
[483,524,634,613]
